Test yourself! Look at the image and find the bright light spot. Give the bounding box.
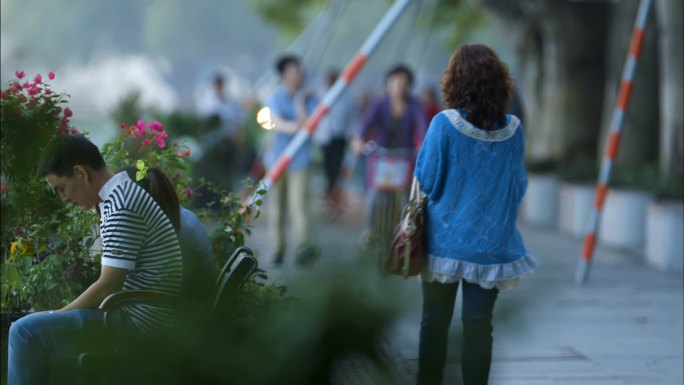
[256,106,275,130]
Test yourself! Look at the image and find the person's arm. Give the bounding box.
[414,114,447,200]
[352,96,382,154]
[269,89,311,135]
[59,265,129,311]
[270,113,301,134]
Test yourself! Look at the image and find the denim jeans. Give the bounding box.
[417,280,499,385]
[7,308,130,385]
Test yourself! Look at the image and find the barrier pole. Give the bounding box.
[245,0,413,208]
[575,0,652,285]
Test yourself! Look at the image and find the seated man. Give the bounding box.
[8,134,183,385]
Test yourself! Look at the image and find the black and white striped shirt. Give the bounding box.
[98,172,183,332]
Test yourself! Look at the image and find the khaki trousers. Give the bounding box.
[267,168,311,254]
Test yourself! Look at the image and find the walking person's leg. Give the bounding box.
[288,168,316,264]
[460,280,499,385]
[268,172,288,263]
[417,280,459,385]
[322,142,336,195]
[328,137,347,191]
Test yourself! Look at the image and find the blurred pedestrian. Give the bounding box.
[314,68,357,219]
[263,54,319,266]
[419,84,442,125]
[414,44,538,385]
[197,73,246,143]
[195,73,246,195]
[353,64,426,250]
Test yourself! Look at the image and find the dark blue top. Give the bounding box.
[179,207,216,305]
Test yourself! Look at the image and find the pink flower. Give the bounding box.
[154,131,167,148]
[0,91,8,99]
[140,139,151,146]
[45,89,52,95]
[182,187,193,198]
[184,149,191,157]
[11,83,21,94]
[48,72,55,80]
[148,121,164,132]
[1,183,9,192]
[64,107,73,117]
[34,74,42,84]
[137,119,145,128]
[27,87,40,96]
[15,71,25,79]
[177,150,184,158]
[70,127,80,134]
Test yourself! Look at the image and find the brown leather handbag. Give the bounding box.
[386,177,425,277]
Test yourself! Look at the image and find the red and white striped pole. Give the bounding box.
[246,0,413,208]
[575,0,652,285]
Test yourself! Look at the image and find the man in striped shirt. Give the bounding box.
[8,134,183,385]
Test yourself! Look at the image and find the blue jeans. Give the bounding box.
[8,309,128,385]
[417,280,499,385]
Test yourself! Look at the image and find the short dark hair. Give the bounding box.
[275,54,300,75]
[386,64,414,87]
[121,165,180,234]
[37,134,106,178]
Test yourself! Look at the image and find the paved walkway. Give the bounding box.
[245,190,683,385]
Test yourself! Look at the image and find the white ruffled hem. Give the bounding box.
[421,254,539,291]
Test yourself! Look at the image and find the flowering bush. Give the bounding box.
[1,71,96,311]
[1,71,78,183]
[104,119,193,204]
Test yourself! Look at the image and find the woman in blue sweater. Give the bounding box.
[415,44,538,385]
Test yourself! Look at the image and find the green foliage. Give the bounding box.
[557,157,599,184]
[525,157,559,174]
[612,163,684,199]
[252,0,327,40]
[198,179,266,268]
[149,110,211,140]
[433,0,489,48]
[1,71,99,311]
[110,91,144,129]
[251,0,488,48]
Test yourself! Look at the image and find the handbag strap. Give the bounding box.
[409,176,424,204]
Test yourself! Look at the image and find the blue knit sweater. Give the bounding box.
[414,109,538,286]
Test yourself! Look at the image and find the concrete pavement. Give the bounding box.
[245,189,683,385]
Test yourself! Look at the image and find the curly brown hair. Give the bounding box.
[441,44,513,130]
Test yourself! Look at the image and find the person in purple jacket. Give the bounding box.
[353,64,426,249]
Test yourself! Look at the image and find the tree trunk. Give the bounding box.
[482,1,609,162]
[656,0,684,179]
